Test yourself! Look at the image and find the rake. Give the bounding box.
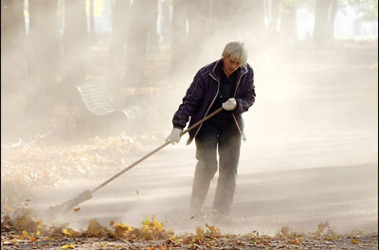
[45,107,224,220]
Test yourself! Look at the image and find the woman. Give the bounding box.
[166,41,256,224]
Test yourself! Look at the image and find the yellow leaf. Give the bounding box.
[351,239,359,244]
[152,216,164,232]
[22,231,28,238]
[206,224,221,237]
[86,219,103,236]
[114,222,133,238]
[196,226,204,239]
[142,217,151,226]
[35,230,40,236]
[61,244,75,249]
[289,239,300,245]
[62,229,72,235]
[28,236,37,242]
[62,228,80,237]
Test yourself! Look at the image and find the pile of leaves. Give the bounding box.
[1,133,150,216]
[1,213,172,249]
[1,211,378,249]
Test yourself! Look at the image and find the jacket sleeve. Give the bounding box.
[235,69,255,114]
[172,72,205,129]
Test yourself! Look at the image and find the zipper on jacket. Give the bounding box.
[192,74,220,140]
[232,70,248,139]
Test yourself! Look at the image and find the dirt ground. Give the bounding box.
[1,40,378,249]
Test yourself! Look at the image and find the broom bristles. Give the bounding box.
[45,190,93,221]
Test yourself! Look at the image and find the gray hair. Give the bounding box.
[222,41,248,65]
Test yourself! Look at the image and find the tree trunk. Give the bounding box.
[327,0,338,39]
[27,0,61,115]
[171,0,189,73]
[1,0,26,93]
[171,0,211,72]
[1,0,27,137]
[64,0,88,85]
[265,0,280,46]
[125,0,158,86]
[210,0,265,46]
[210,0,232,37]
[89,0,96,45]
[186,0,211,65]
[159,0,171,47]
[248,0,265,47]
[268,0,280,33]
[280,0,298,45]
[108,0,130,86]
[314,0,336,46]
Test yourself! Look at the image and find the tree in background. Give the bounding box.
[2,0,377,97]
[343,0,378,36]
[89,0,96,44]
[171,0,190,73]
[209,0,266,56]
[266,0,281,36]
[210,0,232,37]
[170,0,211,71]
[280,0,298,45]
[1,0,26,94]
[344,0,378,21]
[108,0,130,86]
[186,0,211,65]
[27,0,61,115]
[158,0,172,47]
[313,0,338,45]
[64,0,89,85]
[246,0,266,50]
[1,0,27,129]
[297,0,378,46]
[125,0,159,86]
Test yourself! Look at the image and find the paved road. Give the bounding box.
[32,134,377,236]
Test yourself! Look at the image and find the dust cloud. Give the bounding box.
[1,0,377,236]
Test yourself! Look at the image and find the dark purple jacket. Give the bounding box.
[172,59,256,144]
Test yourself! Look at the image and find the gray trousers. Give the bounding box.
[190,120,241,215]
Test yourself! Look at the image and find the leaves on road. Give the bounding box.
[1,212,378,249]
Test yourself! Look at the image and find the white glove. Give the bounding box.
[222,98,237,111]
[166,128,182,144]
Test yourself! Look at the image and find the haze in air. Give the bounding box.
[1,0,377,238]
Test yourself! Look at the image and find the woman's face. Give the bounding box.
[223,57,241,77]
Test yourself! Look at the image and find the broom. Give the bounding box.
[45,107,224,220]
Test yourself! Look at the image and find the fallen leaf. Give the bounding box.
[351,239,360,244]
[62,228,80,236]
[85,219,103,237]
[62,229,72,236]
[61,244,75,249]
[22,230,28,238]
